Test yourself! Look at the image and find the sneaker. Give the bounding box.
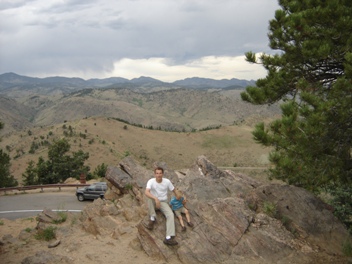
[163,237,178,246]
[181,226,186,232]
[187,222,194,228]
[143,220,155,230]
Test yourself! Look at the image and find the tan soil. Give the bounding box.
[0,189,181,264]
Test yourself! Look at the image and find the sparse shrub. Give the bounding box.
[247,203,257,211]
[342,239,352,257]
[199,125,222,131]
[52,211,67,224]
[93,163,108,178]
[88,139,94,144]
[27,130,32,136]
[327,185,352,234]
[281,215,291,228]
[25,227,32,232]
[0,220,3,225]
[125,183,133,190]
[123,150,130,157]
[29,141,39,154]
[123,125,128,130]
[280,215,297,235]
[35,226,56,241]
[71,215,78,226]
[263,201,277,218]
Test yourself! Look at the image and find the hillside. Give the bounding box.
[0,116,272,185]
[0,88,280,134]
[0,74,279,185]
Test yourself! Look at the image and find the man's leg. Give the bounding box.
[159,202,175,237]
[147,198,156,219]
[144,198,156,230]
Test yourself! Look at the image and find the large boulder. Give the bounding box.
[81,155,351,263]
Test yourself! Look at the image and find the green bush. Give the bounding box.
[327,186,352,234]
[52,211,67,224]
[35,226,56,241]
[93,163,108,178]
[125,183,133,190]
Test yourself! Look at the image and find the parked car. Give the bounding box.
[76,182,107,201]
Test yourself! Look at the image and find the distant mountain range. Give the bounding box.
[0,72,270,135]
[0,72,256,95]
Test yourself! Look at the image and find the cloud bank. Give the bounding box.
[0,0,279,81]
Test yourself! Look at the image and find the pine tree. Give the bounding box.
[22,138,90,184]
[0,122,18,187]
[242,0,352,193]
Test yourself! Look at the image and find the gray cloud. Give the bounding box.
[0,0,279,80]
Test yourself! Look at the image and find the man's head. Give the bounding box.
[154,166,164,183]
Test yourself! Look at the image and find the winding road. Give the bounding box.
[0,189,89,220]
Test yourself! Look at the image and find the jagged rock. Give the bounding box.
[69,155,351,263]
[79,199,123,236]
[37,208,62,224]
[1,234,23,246]
[253,184,349,255]
[116,155,351,264]
[18,230,32,241]
[105,165,133,192]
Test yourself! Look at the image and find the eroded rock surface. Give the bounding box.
[9,156,351,264]
[97,155,351,264]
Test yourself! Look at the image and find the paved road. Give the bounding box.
[0,190,90,220]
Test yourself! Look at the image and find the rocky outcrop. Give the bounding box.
[4,156,349,264]
[96,155,351,264]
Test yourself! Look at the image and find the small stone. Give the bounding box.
[48,239,61,248]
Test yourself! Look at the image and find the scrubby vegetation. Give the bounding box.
[242,0,352,233]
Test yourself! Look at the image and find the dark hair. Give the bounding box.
[154,166,164,173]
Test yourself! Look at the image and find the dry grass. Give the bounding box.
[0,116,273,185]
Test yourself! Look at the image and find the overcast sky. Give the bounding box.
[0,0,280,82]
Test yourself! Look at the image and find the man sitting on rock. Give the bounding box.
[144,166,178,246]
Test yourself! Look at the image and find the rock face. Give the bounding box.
[81,156,351,263]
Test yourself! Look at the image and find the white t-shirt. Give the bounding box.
[146,178,174,202]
